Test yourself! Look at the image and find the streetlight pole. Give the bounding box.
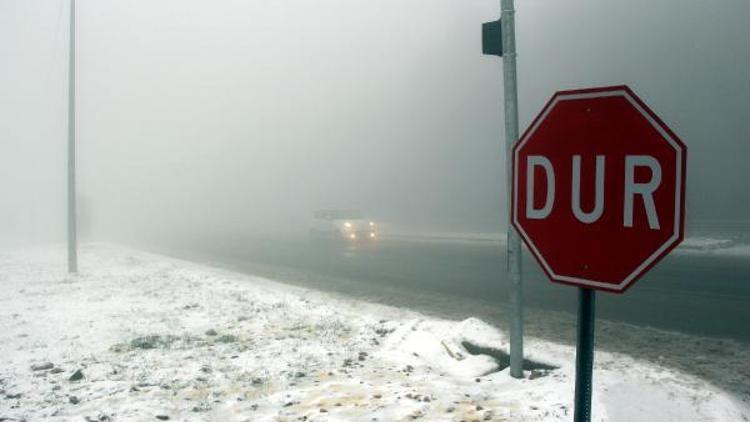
[501,0,524,379]
[67,0,78,273]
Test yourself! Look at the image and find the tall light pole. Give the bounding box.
[484,0,524,379]
[67,0,78,273]
[501,0,523,380]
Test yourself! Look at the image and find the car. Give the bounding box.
[309,209,377,243]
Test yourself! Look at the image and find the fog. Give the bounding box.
[1,0,749,245]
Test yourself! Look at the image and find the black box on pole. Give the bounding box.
[482,19,503,56]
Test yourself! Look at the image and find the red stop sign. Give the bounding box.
[511,86,686,293]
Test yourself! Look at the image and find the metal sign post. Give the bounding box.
[67,0,78,273]
[500,0,524,380]
[482,0,524,379]
[574,288,595,422]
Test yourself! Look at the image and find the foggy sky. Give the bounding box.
[1,0,749,245]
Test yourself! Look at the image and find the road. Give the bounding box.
[144,233,750,343]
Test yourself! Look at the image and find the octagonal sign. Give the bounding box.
[511,86,686,293]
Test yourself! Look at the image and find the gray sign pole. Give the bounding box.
[67,0,78,273]
[501,0,524,379]
[574,288,596,421]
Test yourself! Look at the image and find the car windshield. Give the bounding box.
[331,210,362,220]
[315,210,363,220]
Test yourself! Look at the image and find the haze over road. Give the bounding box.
[142,233,750,343]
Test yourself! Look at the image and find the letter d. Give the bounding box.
[526,155,555,219]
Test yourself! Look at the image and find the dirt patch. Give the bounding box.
[461,341,558,375]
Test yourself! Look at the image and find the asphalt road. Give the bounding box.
[146,233,750,342]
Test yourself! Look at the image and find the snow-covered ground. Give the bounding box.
[678,236,750,256]
[379,224,750,257]
[0,245,748,421]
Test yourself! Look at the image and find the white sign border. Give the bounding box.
[512,88,684,292]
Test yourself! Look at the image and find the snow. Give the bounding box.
[680,237,735,250]
[0,244,748,421]
[677,237,750,257]
[376,224,506,245]
[378,225,750,257]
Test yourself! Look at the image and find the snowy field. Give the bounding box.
[0,245,748,421]
[380,225,750,257]
[677,236,750,256]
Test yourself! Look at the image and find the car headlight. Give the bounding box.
[369,232,376,238]
[369,221,375,227]
[349,233,357,240]
[344,222,352,229]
